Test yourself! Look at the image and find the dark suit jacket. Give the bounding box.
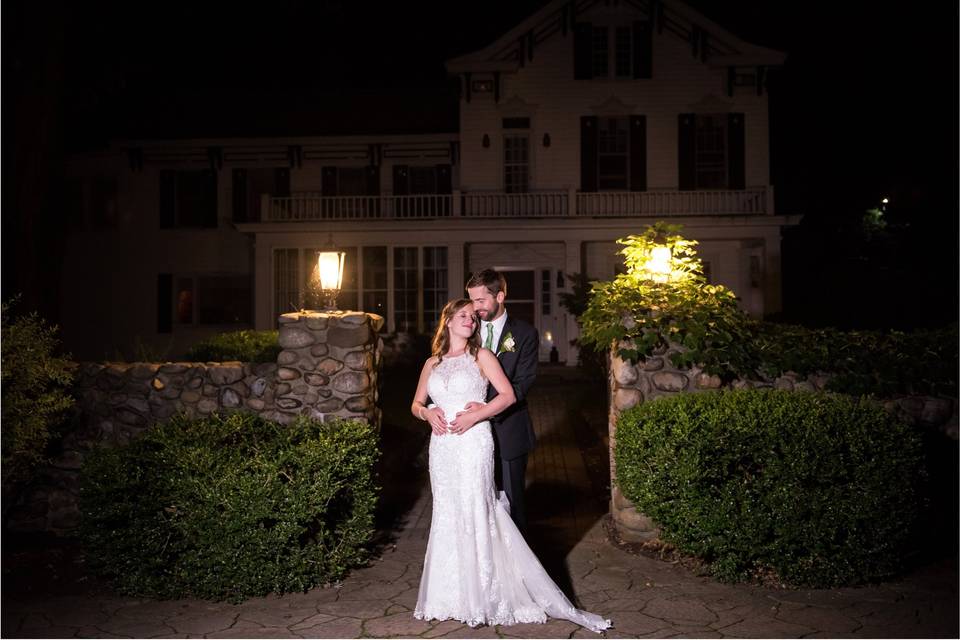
[486,314,539,461]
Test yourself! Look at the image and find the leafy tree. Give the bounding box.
[578,222,753,379]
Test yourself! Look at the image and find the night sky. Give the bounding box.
[4,0,958,328]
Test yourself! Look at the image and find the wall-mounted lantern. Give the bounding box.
[482,134,491,148]
[542,133,551,148]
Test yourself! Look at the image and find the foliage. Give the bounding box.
[79,412,380,601]
[579,223,752,380]
[575,223,957,396]
[753,322,958,397]
[184,330,281,363]
[615,389,926,587]
[1,298,75,495]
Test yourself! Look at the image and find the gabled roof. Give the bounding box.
[445,0,786,74]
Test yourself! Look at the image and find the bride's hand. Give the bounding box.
[426,407,448,436]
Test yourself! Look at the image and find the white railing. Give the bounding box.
[262,187,771,222]
[576,187,769,217]
[461,191,569,217]
[267,194,451,221]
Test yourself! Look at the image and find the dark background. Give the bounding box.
[4,0,958,331]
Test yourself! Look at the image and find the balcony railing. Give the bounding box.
[261,186,772,222]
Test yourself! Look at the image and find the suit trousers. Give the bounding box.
[494,453,529,536]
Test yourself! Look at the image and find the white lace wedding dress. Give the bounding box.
[413,353,611,633]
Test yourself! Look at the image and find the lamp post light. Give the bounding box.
[647,245,672,283]
[317,250,346,311]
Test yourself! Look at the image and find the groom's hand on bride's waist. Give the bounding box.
[459,401,485,414]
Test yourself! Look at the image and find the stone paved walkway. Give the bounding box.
[3,368,957,638]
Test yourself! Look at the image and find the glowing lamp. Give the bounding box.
[647,246,672,283]
[317,250,346,310]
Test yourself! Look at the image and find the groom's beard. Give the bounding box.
[478,302,501,321]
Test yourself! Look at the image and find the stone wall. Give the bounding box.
[608,343,960,542]
[8,311,383,535]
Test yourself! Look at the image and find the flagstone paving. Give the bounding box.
[2,368,957,638]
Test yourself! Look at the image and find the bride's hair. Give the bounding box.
[431,298,480,367]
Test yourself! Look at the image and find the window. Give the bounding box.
[504,135,529,193]
[160,169,217,228]
[362,246,387,317]
[598,117,629,190]
[592,27,609,77]
[541,269,551,315]
[695,115,727,189]
[174,275,251,326]
[614,26,632,77]
[409,167,438,194]
[274,249,300,321]
[394,248,418,332]
[336,247,359,311]
[423,247,448,330]
[576,22,650,80]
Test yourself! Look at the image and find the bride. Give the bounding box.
[409,298,612,633]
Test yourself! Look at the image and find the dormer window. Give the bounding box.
[575,21,652,80]
[590,26,634,78]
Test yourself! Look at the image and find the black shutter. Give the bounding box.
[232,169,247,223]
[159,170,176,228]
[202,169,218,228]
[580,116,598,192]
[727,113,746,189]
[321,167,338,196]
[629,115,647,191]
[678,113,696,190]
[435,164,452,194]
[157,273,172,334]
[574,22,593,79]
[392,165,409,195]
[274,168,291,197]
[633,21,652,79]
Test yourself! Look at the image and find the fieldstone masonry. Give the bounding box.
[608,341,960,543]
[8,311,384,535]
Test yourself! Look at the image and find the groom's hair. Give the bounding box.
[466,268,507,297]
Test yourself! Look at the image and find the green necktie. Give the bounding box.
[484,323,494,350]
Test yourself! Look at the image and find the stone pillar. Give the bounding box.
[608,348,660,542]
[275,310,385,428]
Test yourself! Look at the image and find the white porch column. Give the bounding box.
[254,238,273,330]
[563,240,582,366]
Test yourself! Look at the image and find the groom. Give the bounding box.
[463,268,539,536]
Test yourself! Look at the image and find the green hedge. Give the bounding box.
[79,412,379,601]
[615,389,926,587]
[183,330,281,363]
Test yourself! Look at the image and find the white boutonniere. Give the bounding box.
[500,332,516,353]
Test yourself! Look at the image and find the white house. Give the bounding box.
[60,0,800,363]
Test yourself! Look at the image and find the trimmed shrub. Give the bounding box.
[184,330,281,363]
[79,412,379,601]
[615,389,926,587]
[1,300,74,503]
